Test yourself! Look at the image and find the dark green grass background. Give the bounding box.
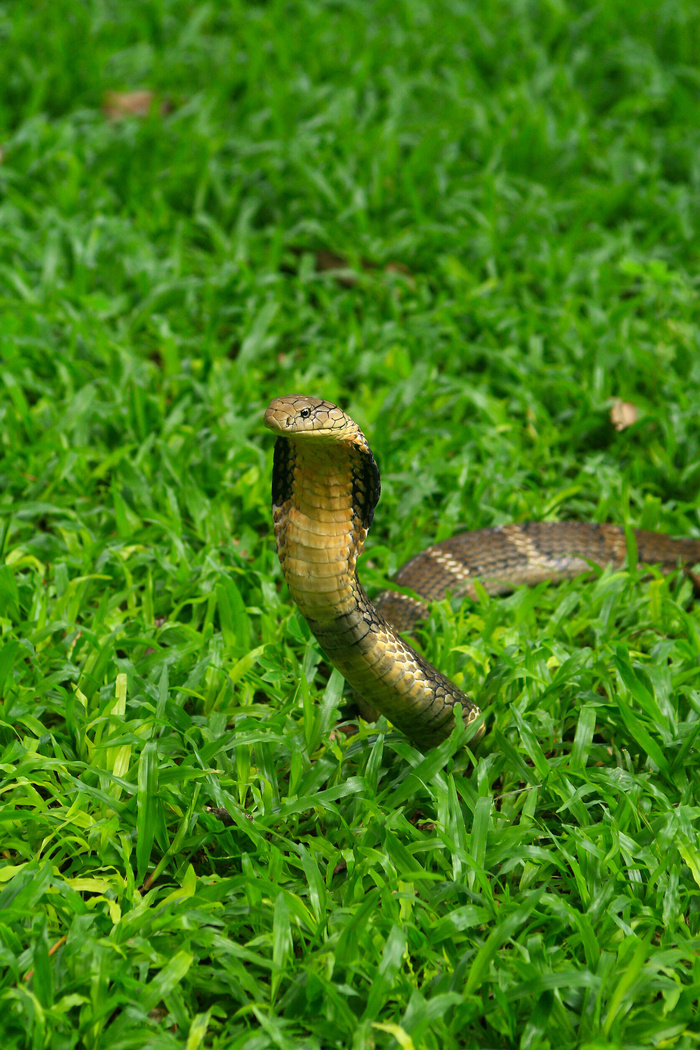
[1,1,700,1047]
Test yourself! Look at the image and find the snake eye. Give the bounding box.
[300,407,311,419]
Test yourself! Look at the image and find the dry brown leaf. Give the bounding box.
[610,399,639,431]
[316,249,349,271]
[385,261,412,276]
[384,260,416,289]
[316,249,357,287]
[329,724,359,740]
[287,247,415,289]
[103,90,171,120]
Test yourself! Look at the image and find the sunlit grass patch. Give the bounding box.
[1,0,700,1046]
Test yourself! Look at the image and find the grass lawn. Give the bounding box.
[2,0,700,1046]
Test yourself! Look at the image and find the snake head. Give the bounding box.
[264,395,365,445]
[265,395,381,529]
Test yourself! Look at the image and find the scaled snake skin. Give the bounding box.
[264,395,700,749]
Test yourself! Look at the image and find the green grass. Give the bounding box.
[2,0,700,1046]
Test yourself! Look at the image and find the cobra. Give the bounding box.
[264,395,700,749]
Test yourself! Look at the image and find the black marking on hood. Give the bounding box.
[351,445,381,531]
[272,437,296,507]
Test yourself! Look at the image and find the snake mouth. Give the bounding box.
[263,408,290,432]
[263,407,301,434]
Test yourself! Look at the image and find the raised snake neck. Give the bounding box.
[264,395,700,749]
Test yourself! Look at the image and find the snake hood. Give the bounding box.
[264,395,381,533]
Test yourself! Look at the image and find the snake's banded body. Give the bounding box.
[264,395,700,749]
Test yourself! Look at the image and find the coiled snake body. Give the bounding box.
[264,395,700,749]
